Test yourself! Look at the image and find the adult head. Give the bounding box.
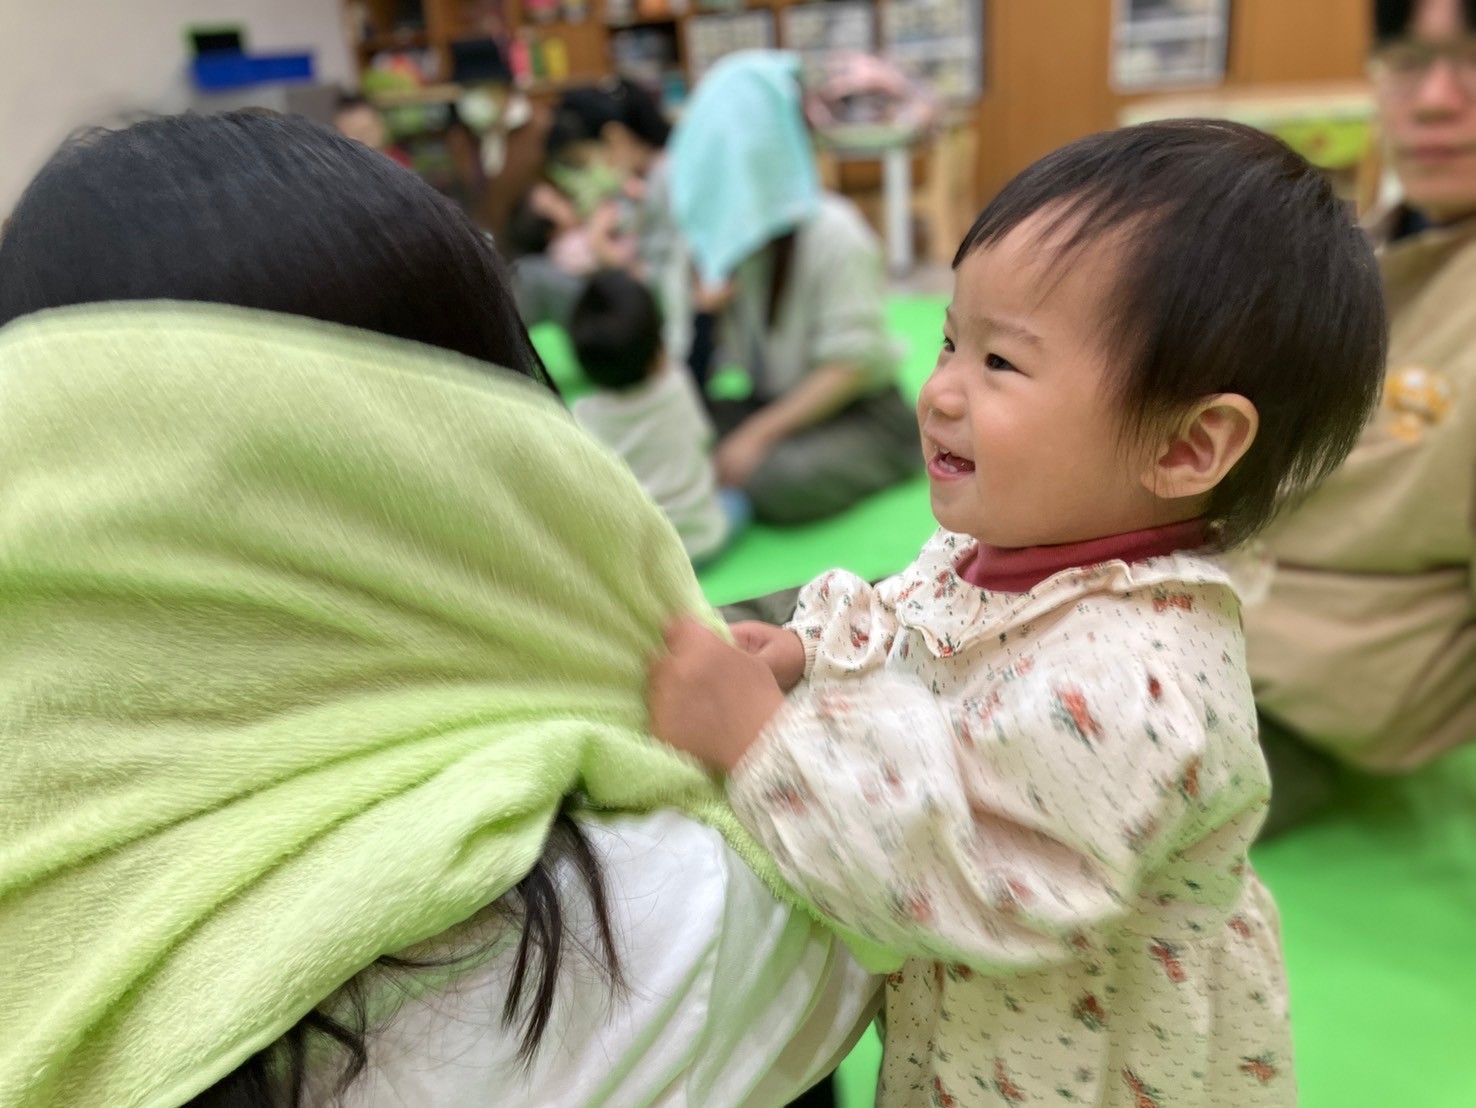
[0,110,551,388]
[546,77,670,179]
[1372,0,1476,220]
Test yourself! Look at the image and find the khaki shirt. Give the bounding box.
[1246,211,1476,771]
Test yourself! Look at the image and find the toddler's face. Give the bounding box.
[919,212,1166,549]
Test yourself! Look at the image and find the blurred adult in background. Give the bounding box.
[545,77,673,271]
[1245,0,1476,833]
[510,79,690,347]
[668,51,918,524]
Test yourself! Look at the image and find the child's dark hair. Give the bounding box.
[1375,0,1476,44]
[0,111,555,393]
[956,119,1387,548]
[546,78,671,162]
[569,269,664,389]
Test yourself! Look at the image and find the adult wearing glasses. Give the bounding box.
[1246,0,1476,835]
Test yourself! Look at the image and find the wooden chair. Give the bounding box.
[816,110,979,269]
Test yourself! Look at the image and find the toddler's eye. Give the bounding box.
[984,352,1017,373]
[941,334,956,354]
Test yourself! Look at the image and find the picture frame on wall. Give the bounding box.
[1111,0,1230,92]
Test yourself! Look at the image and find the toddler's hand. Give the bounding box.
[730,621,807,692]
[646,617,786,772]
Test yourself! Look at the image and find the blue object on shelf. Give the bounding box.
[190,51,314,91]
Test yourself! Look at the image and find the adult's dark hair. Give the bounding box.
[1374,0,1476,45]
[956,119,1388,548]
[570,268,664,389]
[546,77,671,161]
[0,111,556,394]
[0,111,622,1105]
[189,813,621,1107]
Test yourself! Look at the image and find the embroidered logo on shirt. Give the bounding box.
[1384,365,1454,443]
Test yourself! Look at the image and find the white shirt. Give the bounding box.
[573,365,729,562]
[328,810,879,1107]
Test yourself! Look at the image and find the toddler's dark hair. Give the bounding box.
[569,269,663,390]
[957,119,1387,547]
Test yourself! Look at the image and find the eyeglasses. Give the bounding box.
[1370,38,1476,99]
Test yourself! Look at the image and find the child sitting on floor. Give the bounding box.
[647,120,1387,1107]
[571,269,748,565]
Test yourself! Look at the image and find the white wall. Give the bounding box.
[0,0,354,212]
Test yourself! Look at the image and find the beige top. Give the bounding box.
[1245,212,1476,770]
[730,531,1294,1108]
[726,193,902,401]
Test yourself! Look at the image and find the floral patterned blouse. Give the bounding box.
[727,530,1294,1107]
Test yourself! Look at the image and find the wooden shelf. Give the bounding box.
[356,29,432,54]
[520,18,600,35]
[367,82,463,106]
[606,14,681,28]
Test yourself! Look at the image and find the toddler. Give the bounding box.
[571,269,747,564]
[648,120,1387,1106]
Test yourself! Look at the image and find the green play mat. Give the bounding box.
[533,297,1476,1107]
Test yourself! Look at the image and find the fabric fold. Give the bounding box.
[0,302,792,1108]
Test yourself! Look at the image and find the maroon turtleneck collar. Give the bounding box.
[954,519,1210,594]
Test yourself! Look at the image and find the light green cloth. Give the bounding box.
[0,302,856,1108]
[669,50,820,285]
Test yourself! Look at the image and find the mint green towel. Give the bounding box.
[669,50,821,284]
[0,303,862,1108]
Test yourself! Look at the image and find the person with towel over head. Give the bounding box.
[668,50,920,525]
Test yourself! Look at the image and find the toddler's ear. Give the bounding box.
[1141,394,1258,502]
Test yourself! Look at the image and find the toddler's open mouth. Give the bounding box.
[928,449,975,478]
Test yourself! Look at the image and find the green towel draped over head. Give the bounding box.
[0,302,789,1107]
[669,50,821,285]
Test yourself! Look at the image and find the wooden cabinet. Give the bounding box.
[971,0,1372,202]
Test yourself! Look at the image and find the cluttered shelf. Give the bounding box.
[356,29,432,55]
